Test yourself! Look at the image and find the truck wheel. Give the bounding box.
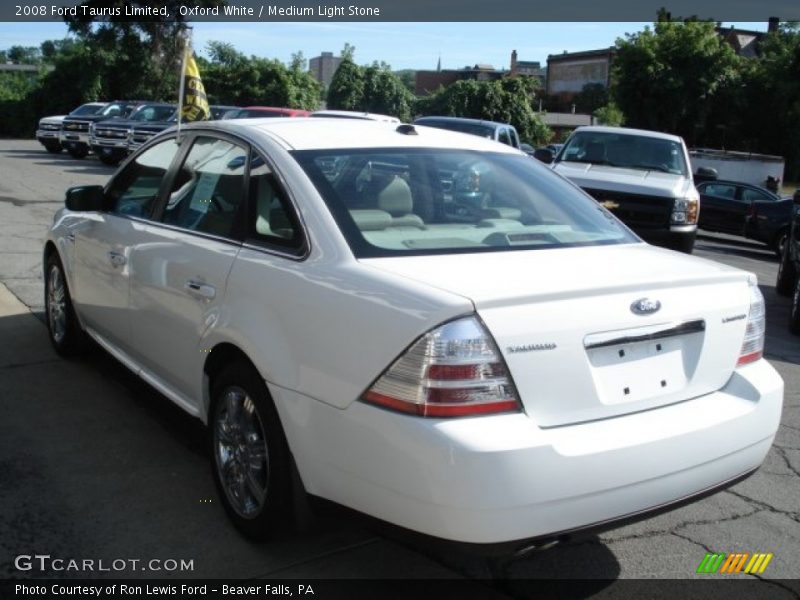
[45,143,62,154]
[67,147,88,159]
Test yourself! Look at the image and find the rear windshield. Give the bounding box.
[558,131,688,176]
[293,148,637,258]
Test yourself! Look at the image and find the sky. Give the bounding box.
[0,21,769,70]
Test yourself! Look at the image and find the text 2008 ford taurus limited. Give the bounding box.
[43,119,783,549]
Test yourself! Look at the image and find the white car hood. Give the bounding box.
[553,161,692,198]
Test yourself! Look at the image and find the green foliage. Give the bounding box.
[593,103,625,126]
[326,59,414,121]
[327,59,366,111]
[200,42,321,109]
[416,77,551,145]
[612,20,740,142]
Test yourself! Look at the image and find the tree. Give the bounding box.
[200,42,321,109]
[593,103,625,126]
[64,1,225,101]
[326,58,365,111]
[416,76,551,145]
[612,20,740,142]
[7,45,41,64]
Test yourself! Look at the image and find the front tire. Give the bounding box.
[45,143,62,154]
[44,253,87,356]
[210,362,292,540]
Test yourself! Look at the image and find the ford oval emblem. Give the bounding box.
[631,298,661,315]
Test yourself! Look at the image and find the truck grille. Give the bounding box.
[582,188,673,229]
[62,120,90,133]
[95,127,129,140]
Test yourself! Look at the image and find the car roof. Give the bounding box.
[175,119,524,153]
[413,116,512,129]
[572,125,684,143]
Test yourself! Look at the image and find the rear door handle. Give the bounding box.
[185,280,216,300]
[108,251,126,267]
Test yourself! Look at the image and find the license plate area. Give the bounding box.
[584,320,704,406]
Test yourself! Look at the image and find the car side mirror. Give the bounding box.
[65,185,106,212]
[519,143,536,156]
[533,148,554,164]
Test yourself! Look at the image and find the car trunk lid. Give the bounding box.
[361,244,752,427]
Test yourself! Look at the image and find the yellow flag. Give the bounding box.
[182,49,210,122]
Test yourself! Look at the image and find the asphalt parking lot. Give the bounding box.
[1,139,799,596]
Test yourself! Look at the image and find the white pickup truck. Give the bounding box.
[542,126,699,253]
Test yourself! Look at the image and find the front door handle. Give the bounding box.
[108,251,126,267]
[185,280,216,300]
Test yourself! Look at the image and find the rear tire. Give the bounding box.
[773,228,789,259]
[776,243,796,297]
[210,361,292,540]
[44,253,88,356]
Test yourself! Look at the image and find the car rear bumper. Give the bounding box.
[272,358,782,544]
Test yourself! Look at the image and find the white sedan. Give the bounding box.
[43,118,783,550]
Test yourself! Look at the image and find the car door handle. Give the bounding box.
[185,280,216,300]
[108,251,126,267]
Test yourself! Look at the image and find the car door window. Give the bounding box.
[162,136,247,239]
[498,128,512,146]
[702,183,737,200]
[247,151,305,253]
[106,138,180,218]
[741,187,774,202]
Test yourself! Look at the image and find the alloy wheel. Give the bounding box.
[213,386,269,519]
[47,265,67,344]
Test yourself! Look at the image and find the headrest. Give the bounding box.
[376,176,413,215]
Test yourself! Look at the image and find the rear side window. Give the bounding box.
[107,138,180,218]
[246,151,304,253]
[703,183,737,199]
[161,136,247,239]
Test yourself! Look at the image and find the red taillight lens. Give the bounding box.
[362,316,521,418]
[737,280,765,367]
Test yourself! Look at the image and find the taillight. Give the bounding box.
[737,280,765,367]
[362,316,521,417]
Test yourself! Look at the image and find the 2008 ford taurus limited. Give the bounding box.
[43,118,783,548]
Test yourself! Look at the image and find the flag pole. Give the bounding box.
[176,27,192,138]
